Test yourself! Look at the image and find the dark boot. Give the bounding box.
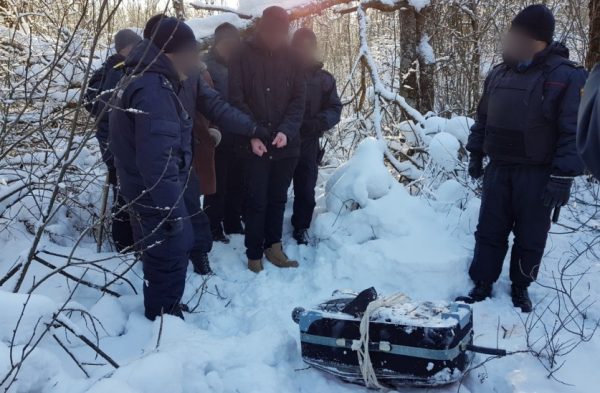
[511,285,533,313]
[192,253,214,276]
[293,228,309,245]
[224,221,244,235]
[456,282,493,304]
[211,227,230,244]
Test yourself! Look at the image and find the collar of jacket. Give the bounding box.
[509,41,570,73]
[124,39,182,91]
[246,34,287,57]
[304,61,324,74]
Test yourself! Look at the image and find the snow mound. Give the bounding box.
[429,132,460,171]
[0,292,57,344]
[445,116,474,145]
[325,137,393,214]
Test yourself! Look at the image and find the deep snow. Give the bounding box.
[1,136,599,393]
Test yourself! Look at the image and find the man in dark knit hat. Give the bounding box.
[203,22,245,244]
[456,4,587,313]
[109,17,266,320]
[229,6,306,273]
[290,27,342,245]
[85,28,141,252]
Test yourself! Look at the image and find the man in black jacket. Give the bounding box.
[203,23,245,243]
[229,6,306,273]
[290,28,342,245]
[85,29,141,252]
[457,5,587,313]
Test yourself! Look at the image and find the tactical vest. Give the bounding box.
[484,55,573,166]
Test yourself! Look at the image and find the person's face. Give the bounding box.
[166,50,200,79]
[502,30,542,62]
[295,38,318,64]
[215,37,240,62]
[258,22,289,51]
[119,44,135,58]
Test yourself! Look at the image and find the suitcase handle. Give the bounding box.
[466,344,507,357]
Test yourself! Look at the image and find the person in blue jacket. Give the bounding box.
[109,17,263,320]
[203,22,245,243]
[456,5,587,313]
[578,64,600,180]
[229,6,306,273]
[85,29,141,252]
[290,28,342,245]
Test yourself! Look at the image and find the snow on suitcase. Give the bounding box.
[292,288,500,388]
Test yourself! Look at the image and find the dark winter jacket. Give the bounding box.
[577,63,600,180]
[228,35,307,159]
[300,62,342,140]
[467,42,587,176]
[85,53,126,169]
[203,48,235,149]
[109,40,193,219]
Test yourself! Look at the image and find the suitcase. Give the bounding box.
[292,288,502,388]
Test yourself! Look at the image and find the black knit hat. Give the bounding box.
[143,13,166,40]
[114,29,141,53]
[150,17,197,54]
[292,27,317,47]
[261,6,289,31]
[214,22,240,44]
[510,4,555,44]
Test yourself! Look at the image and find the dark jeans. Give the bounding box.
[469,163,553,287]
[204,147,244,234]
[129,205,193,320]
[292,138,320,230]
[243,156,298,260]
[108,168,134,253]
[184,169,212,257]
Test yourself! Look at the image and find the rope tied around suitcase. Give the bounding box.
[351,293,410,389]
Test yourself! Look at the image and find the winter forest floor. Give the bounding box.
[1,139,600,393]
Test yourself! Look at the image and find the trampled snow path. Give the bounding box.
[1,139,599,393]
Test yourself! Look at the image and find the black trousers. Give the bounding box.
[184,169,213,258]
[469,163,553,287]
[292,138,320,230]
[108,168,134,253]
[243,156,298,260]
[204,147,244,234]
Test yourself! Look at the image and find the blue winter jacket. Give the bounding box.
[467,43,587,176]
[85,53,126,169]
[109,41,195,219]
[577,63,600,180]
[301,62,342,140]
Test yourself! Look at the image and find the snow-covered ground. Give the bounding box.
[1,135,599,393]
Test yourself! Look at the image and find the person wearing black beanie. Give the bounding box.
[456,4,588,313]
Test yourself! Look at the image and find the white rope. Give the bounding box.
[352,293,410,389]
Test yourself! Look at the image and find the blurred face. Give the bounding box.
[119,44,135,58]
[502,30,546,63]
[295,37,318,65]
[215,37,240,62]
[258,22,289,51]
[166,50,200,79]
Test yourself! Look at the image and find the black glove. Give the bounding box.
[542,175,574,209]
[468,154,484,179]
[253,126,272,144]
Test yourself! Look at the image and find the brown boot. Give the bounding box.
[248,259,264,273]
[265,243,299,268]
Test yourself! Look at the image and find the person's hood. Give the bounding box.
[124,39,181,88]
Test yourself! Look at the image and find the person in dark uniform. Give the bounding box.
[203,22,245,243]
[85,29,141,252]
[290,28,342,245]
[229,6,306,273]
[578,63,600,180]
[110,17,264,320]
[457,5,587,313]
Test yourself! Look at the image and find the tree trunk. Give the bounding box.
[588,0,600,69]
[416,6,434,113]
[173,0,186,21]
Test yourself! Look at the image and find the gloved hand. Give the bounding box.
[208,127,222,147]
[253,126,272,144]
[468,154,484,179]
[542,175,574,208]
